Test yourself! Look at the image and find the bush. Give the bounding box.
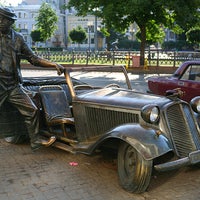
[162,40,194,51]
[118,39,141,51]
[31,47,64,52]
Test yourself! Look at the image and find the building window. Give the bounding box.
[169,31,176,40]
[18,12,21,18]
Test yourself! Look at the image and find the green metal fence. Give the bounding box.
[24,50,200,68]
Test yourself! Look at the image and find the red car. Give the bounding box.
[148,60,200,102]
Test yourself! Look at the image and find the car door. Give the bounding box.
[178,64,200,102]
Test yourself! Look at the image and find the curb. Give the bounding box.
[21,64,177,74]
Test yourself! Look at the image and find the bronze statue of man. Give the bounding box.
[0,6,64,150]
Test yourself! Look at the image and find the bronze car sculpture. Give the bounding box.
[1,65,200,194]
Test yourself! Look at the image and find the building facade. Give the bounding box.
[13,0,66,48]
[67,14,105,50]
[10,0,174,50]
[10,0,105,50]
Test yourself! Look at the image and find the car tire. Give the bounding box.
[4,135,28,144]
[118,142,152,193]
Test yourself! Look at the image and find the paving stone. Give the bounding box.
[0,133,200,200]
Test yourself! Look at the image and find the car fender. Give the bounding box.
[100,123,173,160]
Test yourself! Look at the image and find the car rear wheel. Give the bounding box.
[118,142,152,193]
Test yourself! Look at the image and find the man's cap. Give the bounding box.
[0,7,17,20]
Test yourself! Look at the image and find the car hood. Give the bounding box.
[76,88,172,109]
[148,75,175,82]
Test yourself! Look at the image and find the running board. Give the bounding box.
[52,141,75,154]
[40,130,78,144]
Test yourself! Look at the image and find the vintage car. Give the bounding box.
[147,60,200,102]
[1,65,200,194]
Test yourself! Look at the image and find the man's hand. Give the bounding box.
[55,64,65,75]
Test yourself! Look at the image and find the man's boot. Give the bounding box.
[31,136,56,151]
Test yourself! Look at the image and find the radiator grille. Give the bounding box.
[85,106,139,138]
[166,103,200,157]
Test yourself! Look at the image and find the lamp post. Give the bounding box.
[94,15,98,52]
[87,21,93,51]
[129,26,136,50]
[92,7,100,52]
[129,28,135,41]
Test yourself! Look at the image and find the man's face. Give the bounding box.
[0,15,14,33]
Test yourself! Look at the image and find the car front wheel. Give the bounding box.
[118,142,152,193]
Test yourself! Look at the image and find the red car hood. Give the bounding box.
[148,75,176,82]
[147,75,178,95]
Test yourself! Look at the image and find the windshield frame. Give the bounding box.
[64,65,132,98]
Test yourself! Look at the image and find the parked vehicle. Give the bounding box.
[147,60,200,102]
[1,65,200,194]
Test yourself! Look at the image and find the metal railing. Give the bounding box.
[23,50,200,68]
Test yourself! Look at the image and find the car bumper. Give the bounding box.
[154,150,200,172]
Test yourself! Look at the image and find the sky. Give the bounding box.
[1,0,22,6]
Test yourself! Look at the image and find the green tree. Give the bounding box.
[66,0,200,66]
[165,0,200,31]
[100,28,125,50]
[35,3,58,44]
[31,30,43,42]
[69,26,87,44]
[186,28,200,49]
[30,29,43,47]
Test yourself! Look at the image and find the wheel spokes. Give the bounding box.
[124,146,137,175]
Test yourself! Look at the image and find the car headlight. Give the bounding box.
[190,96,200,114]
[141,105,160,124]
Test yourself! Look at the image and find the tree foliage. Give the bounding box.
[164,0,200,30]
[31,30,43,43]
[66,0,200,66]
[186,28,200,44]
[69,26,87,44]
[35,3,58,42]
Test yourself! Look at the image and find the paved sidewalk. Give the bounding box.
[0,139,200,200]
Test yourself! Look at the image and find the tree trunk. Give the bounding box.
[139,25,146,67]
